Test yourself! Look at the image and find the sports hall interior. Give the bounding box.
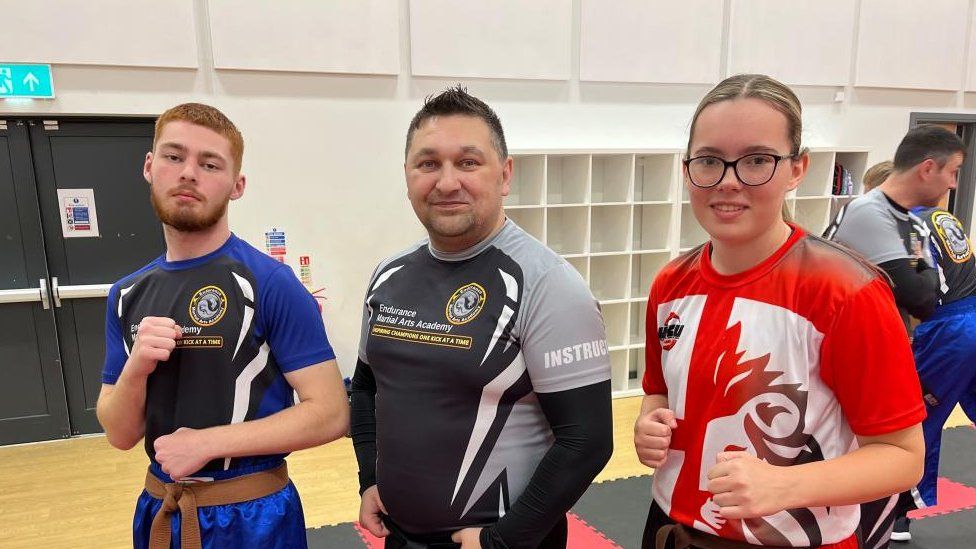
[3,2,976,547]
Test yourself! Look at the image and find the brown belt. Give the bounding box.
[144,463,290,549]
[656,523,794,549]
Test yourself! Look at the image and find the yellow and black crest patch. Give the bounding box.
[189,285,228,327]
[932,210,972,263]
[445,283,487,325]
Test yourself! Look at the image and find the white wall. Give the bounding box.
[4,0,976,374]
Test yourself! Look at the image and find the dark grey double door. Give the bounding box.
[0,118,164,445]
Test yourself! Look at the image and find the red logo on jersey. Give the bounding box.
[658,312,685,350]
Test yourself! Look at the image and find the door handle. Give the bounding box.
[52,278,112,307]
[0,278,50,309]
[40,277,50,309]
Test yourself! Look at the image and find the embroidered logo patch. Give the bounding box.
[932,210,972,263]
[189,285,228,327]
[446,283,487,325]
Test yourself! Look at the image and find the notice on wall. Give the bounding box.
[299,255,312,287]
[264,227,286,263]
[57,188,100,238]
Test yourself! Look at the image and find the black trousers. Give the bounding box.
[643,500,867,549]
[382,515,568,549]
[643,500,679,549]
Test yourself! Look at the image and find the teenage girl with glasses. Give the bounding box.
[634,74,926,549]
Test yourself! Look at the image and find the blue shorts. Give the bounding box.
[133,462,307,549]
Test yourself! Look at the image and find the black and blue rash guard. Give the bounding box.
[103,234,334,480]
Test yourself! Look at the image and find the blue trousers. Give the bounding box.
[912,296,976,507]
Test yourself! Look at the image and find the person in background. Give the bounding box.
[826,126,965,543]
[825,126,962,325]
[895,198,976,542]
[863,160,894,192]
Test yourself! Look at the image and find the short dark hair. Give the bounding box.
[405,85,508,160]
[893,125,965,172]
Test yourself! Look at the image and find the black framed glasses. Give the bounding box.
[683,153,796,188]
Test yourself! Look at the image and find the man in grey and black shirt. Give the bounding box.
[350,87,613,549]
[826,127,964,327]
[826,125,965,546]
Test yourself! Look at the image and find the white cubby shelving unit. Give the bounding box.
[789,148,871,236]
[504,148,870,398]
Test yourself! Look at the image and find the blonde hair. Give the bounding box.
[688,74,805,158]
[154,103,244,175]
[862,160,894,192]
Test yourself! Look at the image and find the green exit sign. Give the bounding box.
[0,64,54,99]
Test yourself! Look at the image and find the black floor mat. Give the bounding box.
[307,426,976,548]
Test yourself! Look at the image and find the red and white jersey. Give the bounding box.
[643,225,925,547]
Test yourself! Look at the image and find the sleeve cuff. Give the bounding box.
[480,526,510,549]
[850,404,927,437]
[358,479,376,496]
[277,348,336,373]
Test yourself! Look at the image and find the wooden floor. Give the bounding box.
[2,399,969,548]
[0,397,648,548]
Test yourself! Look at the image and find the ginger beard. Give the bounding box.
[149,180,230,232]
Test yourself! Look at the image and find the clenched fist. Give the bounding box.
[154,427,214,480]
[128,316,182,378]
[706,451,791,519]
[634,407,677,468]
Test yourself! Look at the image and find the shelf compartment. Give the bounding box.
[794,196,832,236]
[834,151,869,195]
[602,302,629,348]
[545,206,588,255]
[635,154,677,202]
[627,347,647,392]
[630,300,648,346]
[506,155,545,206]
[679,205,709,250]
[564,255,589,283]
[590,254,630,301]
[610,349,631,392]
[630,252,670,299]
[505,207,545,242]
[590,204,632,253]
[591,154,633,203]
[633,203,672,251]
[798,151,835,197]
[546,155,590,205]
